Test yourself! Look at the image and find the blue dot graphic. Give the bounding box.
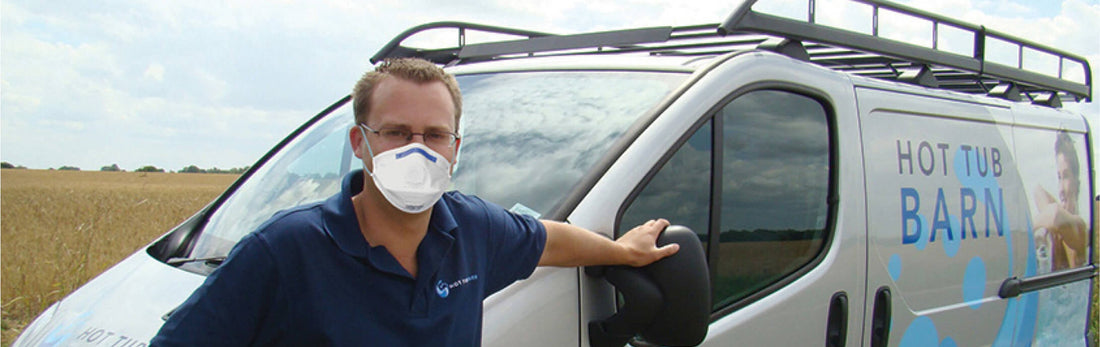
[899,316,939,347]
[889,254,902,281]
[940,336,958,347]
[963,257,986,309]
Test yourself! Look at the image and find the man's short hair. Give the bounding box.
[352,58,463,130]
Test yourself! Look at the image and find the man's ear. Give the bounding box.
[450,138,462,174]
[350,126,366,159]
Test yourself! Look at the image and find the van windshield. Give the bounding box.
[186,70,687,264]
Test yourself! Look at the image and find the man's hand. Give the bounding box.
[538,219,679,268]
[615,219,679,267]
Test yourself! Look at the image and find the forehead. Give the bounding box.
[368,77,456,129]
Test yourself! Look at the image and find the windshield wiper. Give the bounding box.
[166,256,227,266]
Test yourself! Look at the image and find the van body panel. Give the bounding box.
[857,85,1094,346]
[13,252,204,346]
[858,86,1020,346]
[481,268,579,346]
[1009,105,1092,346]
[1012,105,1090,133]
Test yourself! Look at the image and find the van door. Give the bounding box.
[577,53,868,346]
[857,85,1028,346]
[1007,106,1094,345]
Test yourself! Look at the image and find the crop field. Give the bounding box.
[1,169,237,346]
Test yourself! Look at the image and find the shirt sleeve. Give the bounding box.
[482,201,547,296]
[151,232,283,346]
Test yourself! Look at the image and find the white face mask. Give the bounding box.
[358,126,453,214]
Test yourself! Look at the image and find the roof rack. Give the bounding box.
[370,22,557,64]
[371,0,1092,105]
[370,22,733,65]
[720,0,1092,103]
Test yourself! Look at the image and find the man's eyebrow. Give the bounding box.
[371,122,410,130]
[426,125,456,133]
[372,120,454,132]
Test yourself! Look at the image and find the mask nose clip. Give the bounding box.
[396,147,438,162]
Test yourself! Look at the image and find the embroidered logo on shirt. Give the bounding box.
[435,274,479,298]
[435,280,450,298]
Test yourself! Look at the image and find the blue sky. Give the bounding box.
[1,0,1097,171]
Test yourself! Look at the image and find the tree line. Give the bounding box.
[0,162,249,174]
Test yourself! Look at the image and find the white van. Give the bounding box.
[15,0,1096,346]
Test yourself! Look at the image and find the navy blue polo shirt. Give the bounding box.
[152,170,547,346]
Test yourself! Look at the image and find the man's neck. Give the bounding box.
[352,186,432,277]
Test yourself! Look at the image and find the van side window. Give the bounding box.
[619,89,832,313]
[714,90,830,309]
[620,121,713,251]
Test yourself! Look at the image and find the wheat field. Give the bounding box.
[0,169,237,346]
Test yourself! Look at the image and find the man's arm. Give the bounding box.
[1051,208,1089,259]
[538,219,679,267]
[1032,185,1058,209]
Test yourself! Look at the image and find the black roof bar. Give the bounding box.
[370,22,556,64]
[370,0,1091,104]
[458,27,674,62]
[720,0,1092,101]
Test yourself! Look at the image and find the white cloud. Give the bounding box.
[143,63,165,82]
[1,0,365,170]
[0,0,1096,171]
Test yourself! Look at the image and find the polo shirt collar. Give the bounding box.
[323,170,370,258]
[323,170,459,272]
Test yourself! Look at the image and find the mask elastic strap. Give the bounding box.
[356,124,378,176]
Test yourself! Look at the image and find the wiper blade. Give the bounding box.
[166,256,227,266]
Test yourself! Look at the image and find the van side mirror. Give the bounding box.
[587,225,711,347]
[147,205,210,261]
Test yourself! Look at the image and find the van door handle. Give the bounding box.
[826,291,848,347]
[870,287,892,347]
[998,265,1097,298]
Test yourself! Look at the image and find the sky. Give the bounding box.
[1,0,1098,172]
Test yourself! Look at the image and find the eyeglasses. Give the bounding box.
[359,123,460,148]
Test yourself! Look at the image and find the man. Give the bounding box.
[151,58,678,346]
[1033,131,1088,271]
